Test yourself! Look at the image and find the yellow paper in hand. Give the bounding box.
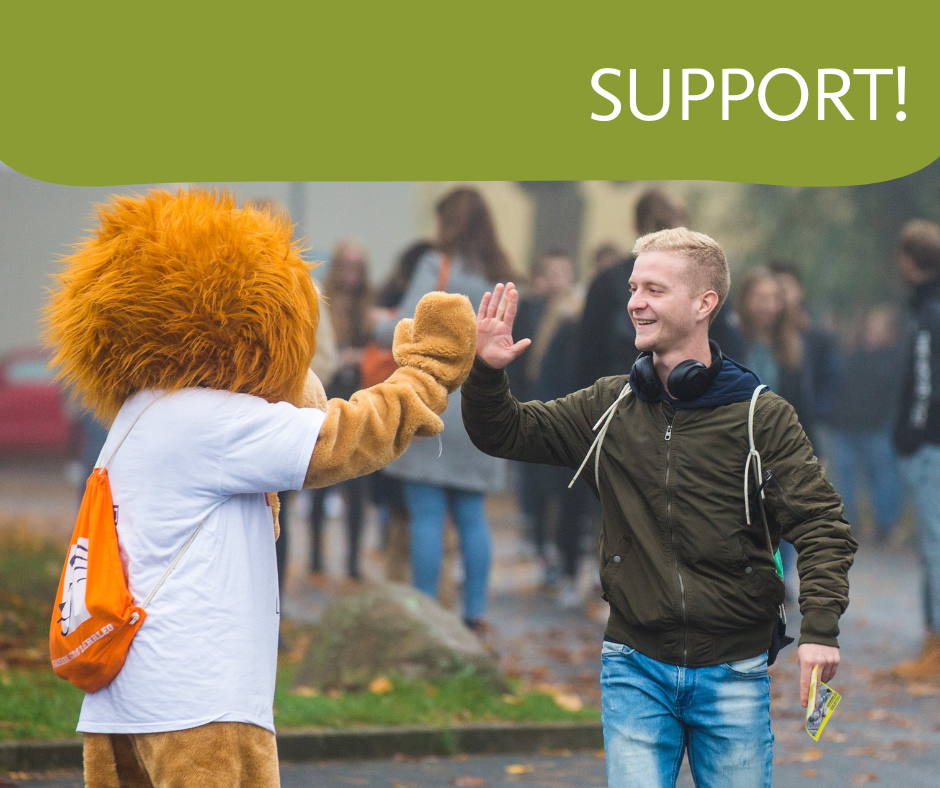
[805,664,842,741]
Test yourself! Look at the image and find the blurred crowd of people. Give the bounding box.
[70,186,940,668]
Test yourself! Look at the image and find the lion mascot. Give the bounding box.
[44,188,477,788]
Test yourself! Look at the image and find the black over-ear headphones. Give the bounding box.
[632,340,723,401]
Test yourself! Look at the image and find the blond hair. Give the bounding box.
[632,227,730,321]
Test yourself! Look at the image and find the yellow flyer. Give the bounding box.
[805,665,842,741]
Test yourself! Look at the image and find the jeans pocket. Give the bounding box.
[723,653,769,676]
[601,640,637,657]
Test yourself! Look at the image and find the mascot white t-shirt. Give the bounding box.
[78,388,325,734]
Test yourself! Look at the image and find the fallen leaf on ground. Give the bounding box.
[553,693,584,712]
[802,769,819,777]
[799,749,824,762]
[502,694,523,705]
[845,747,880,758]
[906,682,940,697]
[851,773,879,786]
[450,778,488,787]
[368,676,393,694]
[291,686,319,698]
[891,739,932,749]
[505,764,534,775]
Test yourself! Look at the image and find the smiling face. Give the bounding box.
[628,251,714,355]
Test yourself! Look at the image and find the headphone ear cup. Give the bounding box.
[632,354,661,399]
[668,360,708,400]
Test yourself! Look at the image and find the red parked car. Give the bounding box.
[0,346,77,454]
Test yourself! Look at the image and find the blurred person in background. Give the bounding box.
[307,239,375,581]
[512,250,586,603]
[735,267,818,593]
[590,242,624,281]
[769,260,840,459]
[828,306,903,543]
[244,200,341,593]
[891,220,940,679]
[371,240,435,584]
[374,187,513,631]
[577,190,688,389]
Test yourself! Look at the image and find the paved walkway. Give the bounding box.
[7,469,940,786]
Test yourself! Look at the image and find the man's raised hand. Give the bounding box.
[475,283,531,370]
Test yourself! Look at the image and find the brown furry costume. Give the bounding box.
[45,188,476,788]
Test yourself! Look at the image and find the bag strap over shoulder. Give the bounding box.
[97,392,170,470]
[743,384,768,529]
[743,384,787,585]
[140,514,209,610]
[92,390,207,621]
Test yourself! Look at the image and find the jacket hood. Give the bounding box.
[629,354,765,410]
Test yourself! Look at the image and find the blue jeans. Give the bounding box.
[601,641,773,788]
[403,482,491,620]
[830,430,903,534]
[899,445,940,632]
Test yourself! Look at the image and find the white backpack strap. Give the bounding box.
[743,385,768,526]
[569,382,632,490]
[139,514,210,611]
[97,392,169,469]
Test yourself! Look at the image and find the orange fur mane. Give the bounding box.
[44,188,319,422]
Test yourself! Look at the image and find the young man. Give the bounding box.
[891,219,940,678]
[461,228,856,788]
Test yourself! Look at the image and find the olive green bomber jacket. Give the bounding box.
[461,357,857,667]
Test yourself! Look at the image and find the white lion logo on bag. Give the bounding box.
[58,537,91,636]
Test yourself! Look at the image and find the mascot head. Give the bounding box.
[44,188,319,421]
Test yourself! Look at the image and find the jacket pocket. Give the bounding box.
[600,534,631,601]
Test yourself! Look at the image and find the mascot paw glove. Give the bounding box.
[392,293,477,394]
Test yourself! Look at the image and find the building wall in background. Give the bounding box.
[0,176,420,356]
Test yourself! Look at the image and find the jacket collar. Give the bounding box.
[629,354,765,410]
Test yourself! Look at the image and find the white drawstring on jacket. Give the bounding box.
[569,382,633,489]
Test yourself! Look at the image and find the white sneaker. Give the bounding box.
[557,579,582,609]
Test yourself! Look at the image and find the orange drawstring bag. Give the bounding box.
[49,464,146,691]
[49,395,206,692]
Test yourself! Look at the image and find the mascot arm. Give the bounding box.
[302,292,476,489]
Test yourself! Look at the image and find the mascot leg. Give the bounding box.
[85,723,279,788]
[84,733,153,788]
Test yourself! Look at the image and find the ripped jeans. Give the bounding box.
[601,640,773,788]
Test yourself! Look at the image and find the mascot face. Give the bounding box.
[45,188,319,421]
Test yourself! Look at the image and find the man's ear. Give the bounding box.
[696,290,720,323]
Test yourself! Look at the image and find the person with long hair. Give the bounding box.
[734,267,816,440]
[735,266,818,591]
[308,239,374,580]
[375,187,511,631]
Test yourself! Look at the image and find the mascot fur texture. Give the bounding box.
[45,188,476,788]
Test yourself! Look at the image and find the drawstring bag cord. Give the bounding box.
[744,384,788,625]
[569,382,633,490]
[95,392,209,624]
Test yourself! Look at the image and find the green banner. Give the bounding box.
[1,1,935,185]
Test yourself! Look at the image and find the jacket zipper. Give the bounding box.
[662,406,688,665]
